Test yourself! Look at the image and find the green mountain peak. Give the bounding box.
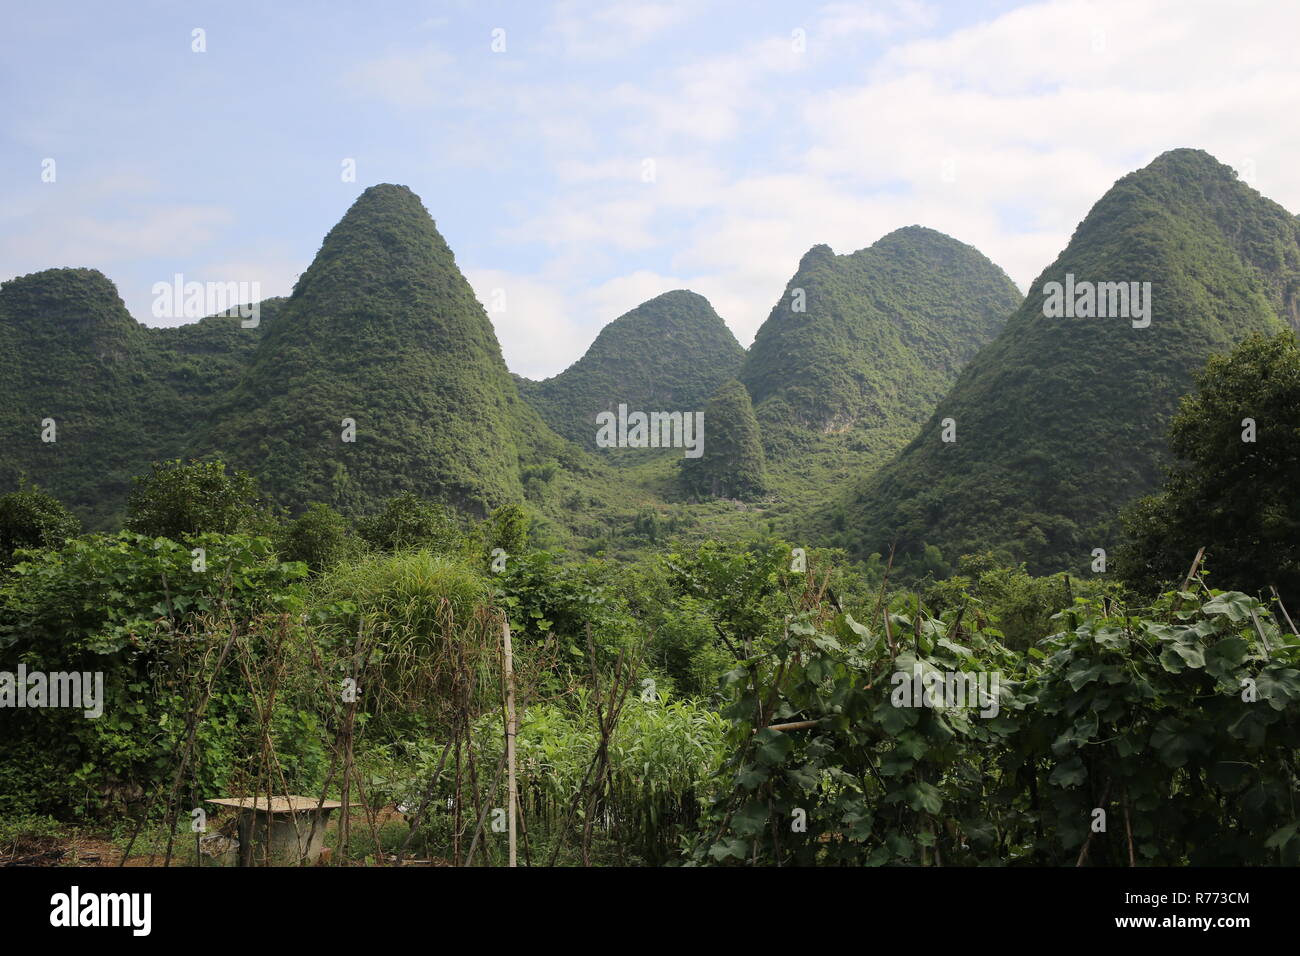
[203,184,560,515]
[517,289,745,448]
[838,147,1300,572]
[739,226,1023,461]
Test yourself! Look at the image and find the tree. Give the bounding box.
[124,459,261,540]
[1119,332,1300,603]
[276,502,358,572]
[478,503,529,559]
[0,484,81,570]
[357,492,462,553]
[680,379,767,500]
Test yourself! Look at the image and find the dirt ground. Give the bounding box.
[1,805,453,867]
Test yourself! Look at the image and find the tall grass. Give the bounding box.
[456,692,727,864]
[310,550,501,740]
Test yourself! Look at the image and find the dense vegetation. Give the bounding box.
[516,290,745,448]
[3,150,1299,868]
[1120,331,1300,606]
[691,583,1299,866]
[740,226,1022,461]
[679,379,767,500]
[1,462,1295,867]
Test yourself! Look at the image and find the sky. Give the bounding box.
[2,0,1299,379]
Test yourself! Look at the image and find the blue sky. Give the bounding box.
[3,0,1297,377]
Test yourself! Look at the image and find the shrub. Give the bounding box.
[276,501,360,572]
[0,531,313,817]
[0,485,80,570]
[310,550,497,740]
[357,492,463,553]
[124,459,262,540]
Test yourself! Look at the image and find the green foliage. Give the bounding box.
[0,484,80,570]
[649,539,863,695]
[847,149,1300,574]
[357,491,463,553]
[476,503,530,561]
[0,531,311,816]
[680,379,767,500]
[466,693,728,865]
[1120,331,1300,604]
[493,550,634,677]
[275,501,360,572]
[1022,588,1299,865]
[309,550,497,739]
[663,540,794,653]
[124,458,262,540]
[687,584,1300,866]
[517,290,745,448]
[924,550,1118,651]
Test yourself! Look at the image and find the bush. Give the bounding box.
[0,485,80,570]
[0,531,314,817]
[276,501,360,572]
[125,459,262,540]
[687,586,1300,866]
[357,492,463,553]
[310,550,497,740]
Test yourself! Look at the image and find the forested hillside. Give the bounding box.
[0,268,281,527]
[516,290,745,448]
[837,149,1300,573]
[741,226,1023,462]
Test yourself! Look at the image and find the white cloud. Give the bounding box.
[547,0,701,59]
[486,0,1300,373]
[0,195,232,287]
[466,268,592,378]
[818,0,936,38]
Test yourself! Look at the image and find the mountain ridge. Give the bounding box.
[835,147,1300,572]
[516,289,745,450]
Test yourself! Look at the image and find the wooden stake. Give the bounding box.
[1123,789,1136,867]
[1249,607,1273,657]
[1270,586,1300,639]
[1181,547,1206,592]
[1168,548,1206,621]
[1075,778,1111,867]
[758,719,822,733]
[503,620,518,868]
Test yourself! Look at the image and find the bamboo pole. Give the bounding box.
[1168,547,1206,622]
[1269,586,1299,639]
[503,620,518,868]
[757,719,822,733]
[1248,607,1273,657]
[1180,547,1206,592]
